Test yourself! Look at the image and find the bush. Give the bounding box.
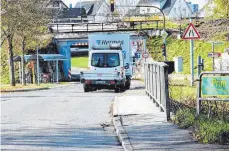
[173,108,229,144]
[195,116,229,144]
[173,108,195,129]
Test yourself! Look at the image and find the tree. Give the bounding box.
[1,0,51,86]
[213,0,229,18]
[16,0,51,86]
[1,0,20,86]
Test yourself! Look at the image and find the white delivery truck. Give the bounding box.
[80,33,133,93]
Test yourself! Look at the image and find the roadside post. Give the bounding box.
[161,29,168,61]
[182,22,201,86]
[209,42,224,71]
[56,60,59,83]
[197,56,201,73]
[36,46,40,86]
[142,51,149,62]
[197,56,204,76]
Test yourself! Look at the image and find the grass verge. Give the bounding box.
[170,78,229,144]
[71,57,88,68]
[173,108,229,144]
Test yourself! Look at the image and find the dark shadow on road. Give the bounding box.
[1,125,122,150]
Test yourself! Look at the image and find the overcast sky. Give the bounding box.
[63,0,208,9]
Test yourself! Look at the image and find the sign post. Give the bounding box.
[161,29,168,61]
[182,23,201,86]
[190,39,194,86]
[210,42,223,71]
[142,52,149,59]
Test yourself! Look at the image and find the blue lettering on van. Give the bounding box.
[96,40,124,45]
[96,40,101,45]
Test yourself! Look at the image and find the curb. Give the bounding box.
[1,87,49,93]
[113,97,133,151]
[1,84,71,93]
[113,116,133,151]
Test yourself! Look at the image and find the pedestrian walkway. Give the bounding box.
[113,82,229,151]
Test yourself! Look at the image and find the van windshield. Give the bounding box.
[91,53,120,68]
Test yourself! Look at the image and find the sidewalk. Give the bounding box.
[113,81,229,151]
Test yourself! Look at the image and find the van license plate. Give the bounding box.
[96,81,106,84]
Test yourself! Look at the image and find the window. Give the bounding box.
[91,53,120,68]
[107,53,120,67]
[91,53,104,67]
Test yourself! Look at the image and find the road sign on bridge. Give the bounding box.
[182,23,201,40]
[142,52,149,58]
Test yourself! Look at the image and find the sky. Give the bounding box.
[63,0,209,9]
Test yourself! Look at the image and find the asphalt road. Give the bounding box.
[1,82,123,151]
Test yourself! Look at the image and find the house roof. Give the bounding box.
[75,0,104,16]
[47,0,68,8]
[75,1,95,15]
[162,0,177,14]
[58,8,85,18]
[138,0,161,5]
[127,0,176,16]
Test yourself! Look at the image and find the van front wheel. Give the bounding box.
[84,85,90,92]
[115,88,120,93]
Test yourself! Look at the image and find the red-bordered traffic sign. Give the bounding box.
[182,23,201,40]
[142,52,149,58]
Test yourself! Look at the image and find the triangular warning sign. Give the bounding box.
[182,23,201,40]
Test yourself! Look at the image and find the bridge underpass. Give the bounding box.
[49,3,169,81]
[50,18,166,81]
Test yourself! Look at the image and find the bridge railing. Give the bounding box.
[48,20,162,33]
[144,62,170,121]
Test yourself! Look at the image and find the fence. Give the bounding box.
[144,62,170,121]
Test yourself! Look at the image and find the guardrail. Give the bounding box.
[144,62,170,121]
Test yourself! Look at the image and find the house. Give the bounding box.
[163,0,193,20]
[74,0,105,22]
[57,8,87,22]
[126,0,193,20]
[74,0,141,22]
[46,0,68,9]
[46,0,68,19]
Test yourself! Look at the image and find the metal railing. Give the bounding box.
[144,62,170,121]
[48,20,161,33]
